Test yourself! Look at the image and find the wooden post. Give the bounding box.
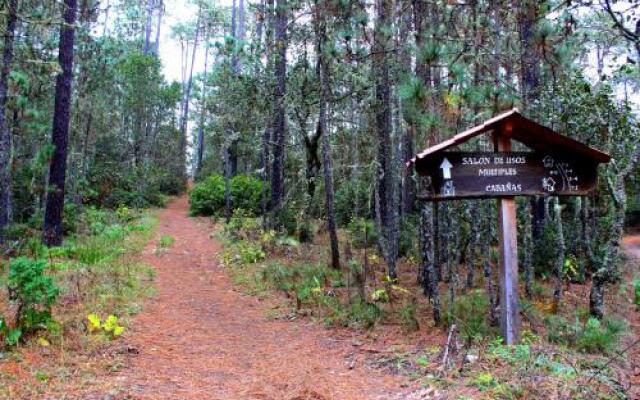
[494,128,520,344]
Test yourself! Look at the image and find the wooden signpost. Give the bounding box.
[415,151,598,200]
[409,109,610,344]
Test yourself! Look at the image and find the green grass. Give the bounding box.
[158,235,175,248]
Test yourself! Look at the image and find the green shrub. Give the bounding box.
[225,208,261,239]
[257,263,341,304]
[472,372,497,392]
[347,218,378,248]
[335,180,370,226]
[75,237,115,265]
[7,257,59,336]
[87,313,125,340]
[0,315,22,346]
[273,205,297,235]
[158,235,175,248]
[189,174,267,216]
[398,215,417,258]
[576,317,626,354]
[3,223,32,241]
[237,242,266,264]
[545,314,626,354]
[257,262,296,292]
[545,314,580,346]
[532,222,560,277]
[294,264,340,304]
[399,299,419,331]
[344,297,382,329]
[444,290,492,342]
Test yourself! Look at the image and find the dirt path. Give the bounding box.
[112,195,404,400]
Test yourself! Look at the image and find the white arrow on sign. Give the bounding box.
[440,157,453,179]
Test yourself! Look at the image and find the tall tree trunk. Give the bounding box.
[195,45,209,176]
[43,0,77,246]
[519,0,547,271]
[227,0,246,176]
[373,0,399,279]
[398,0,413,216]
[315,0,339,269]
[419,196,440,324]
[260,0,274,224]
[481,201,498,326]
[143,0,154,54]
[154,0,163,55]
[590,175,632,318]
[269,0,287,219]
[179,11,200,182]
[552,197,565,311]
[0,0,17,243]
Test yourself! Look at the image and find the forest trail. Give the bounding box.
[110,195,404,400]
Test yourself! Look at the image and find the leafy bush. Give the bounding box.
[221,238,266,266]
[0,315,22,346]
[7,257,59,336]
[444,290,492,342]
[256,263,341,305]
[87,313,125,340]
[472,372,497,392]
[532,222,560,277]
[335,180,370,226]
[257,262,296,292]
[399,299,419,331]
[273,205,298,235]
[189,174,267,216]
[237,242,266,264]
[225,208,261,240]
[398,215,417,258]
[158,235,175,248]
[74,237,115,265]
[344,298,382,329]
[576,317,626,354]
[545,314,627,354]
[347,218,378,248]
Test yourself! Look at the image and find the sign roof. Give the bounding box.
[408,109,611,166]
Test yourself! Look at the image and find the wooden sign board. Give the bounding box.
[416,152,598,200]
[410,110,611,345]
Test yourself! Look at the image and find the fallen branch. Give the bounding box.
[440,324,457,372]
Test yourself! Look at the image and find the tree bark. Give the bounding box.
[179,10,200,182]
[143,0,154,55]
[195,44,209,176]
[154,0,163,55]
[315,0,339,269]
[269,0,287,218]
[0,0,17,243]
[373,0,399,279]
[43,0,77,246]
[589,176,630,318]
[552,197,565,311]
[419,197,440,324]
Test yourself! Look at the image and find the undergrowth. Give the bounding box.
[0,206,157,349]
[215,209,633,400]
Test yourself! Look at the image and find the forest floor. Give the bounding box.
[4,195,640,399]
[89,195,417,400]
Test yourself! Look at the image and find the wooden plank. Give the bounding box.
[494,134,520,345]
[415,152,599,199]
[408,109,611,165]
